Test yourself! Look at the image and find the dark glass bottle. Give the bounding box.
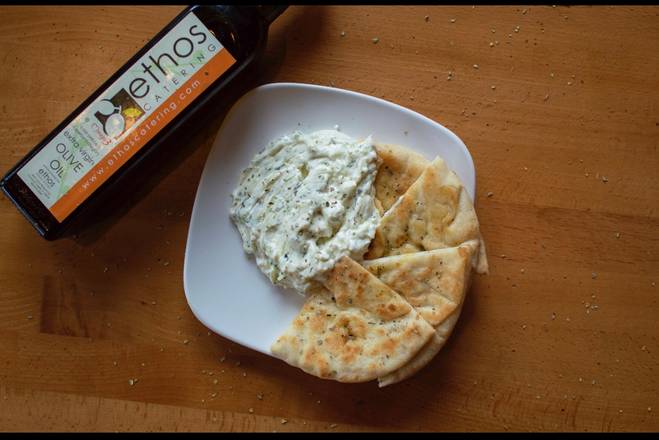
[0,5,287,240]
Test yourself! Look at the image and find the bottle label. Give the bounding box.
[17,11,236,222]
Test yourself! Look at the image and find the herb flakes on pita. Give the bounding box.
[271,256,435,383]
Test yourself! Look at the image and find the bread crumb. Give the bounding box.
[424,15,430,22]
[473,64,479,69]
[281,419,288,425]
[340,31,346,37]
[591,272,597,279]
[248,408,254,413]
[486,191,494,198]
[450,18,456,23]
[372,37,379,44]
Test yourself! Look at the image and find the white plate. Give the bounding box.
[183,82,476,356]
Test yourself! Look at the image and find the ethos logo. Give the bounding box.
[127,23,211,103]
[92,20,214,139]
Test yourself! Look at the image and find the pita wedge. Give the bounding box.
[363,240,479,387]
[271,256,436,383]
[366,155,489,274]
[378,302,464,387]
[373,143,430,214]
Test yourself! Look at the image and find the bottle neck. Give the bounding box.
[252,5,288,25]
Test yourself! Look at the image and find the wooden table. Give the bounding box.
[0,5,657,432]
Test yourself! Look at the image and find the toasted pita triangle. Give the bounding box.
[363,240,479,387]
[362,240,477,327]
[374,143,430,214]
[270,256,435,383]
[366,156,488,274]
[378,301,465,387]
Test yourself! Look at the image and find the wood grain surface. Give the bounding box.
[0,5,658,432]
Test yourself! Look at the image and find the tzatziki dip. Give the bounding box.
[230,129,380,294]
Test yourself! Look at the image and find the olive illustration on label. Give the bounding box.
[95,99,125,138]
[105,113,126,138]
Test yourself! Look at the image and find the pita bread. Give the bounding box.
[378,301,465,387]
[363,240,477,327]
[366,156,489,274]
[270,256,435,383]
[270,145,488,385]
[363,240,478,386]
[373,143,430,214]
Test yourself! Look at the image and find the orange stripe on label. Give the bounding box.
[50,49,236,222]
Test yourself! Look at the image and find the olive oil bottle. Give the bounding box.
[0,5,288,240]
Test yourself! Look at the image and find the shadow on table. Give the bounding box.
[222,275,486,430]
